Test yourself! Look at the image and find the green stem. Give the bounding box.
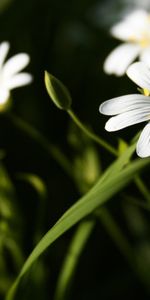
[134,176,150,204]
[67,109,150,205]
[54,220,95,300]
[125,195,150,212]
[95,208,134,265]
[6,111,150,291]
[8,112,150,225]
[9,111,150,208]
[67,109,118,156]
[51,109,150,291]
[95,207,150,292]
[5,111,150,299]
[8,111,150,207]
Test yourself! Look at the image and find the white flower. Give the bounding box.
[0,41,32,105]
[104,9,150,76]
[99,61,150,158]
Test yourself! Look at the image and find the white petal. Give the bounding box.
[124,9,148,23]
[105,108,150,131]
[0,89,10,105]
[111,10,149,41]
[2,53,30,78]
[111,23,132,41]
[127,62,150,90]
[140,48,150,68]
[99,94,150,116]
[136,123,150,157]
[0,41,10,70]
[103,43,140,76]
[7,73,33,89]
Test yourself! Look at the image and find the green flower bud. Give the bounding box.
[45,71,72,110]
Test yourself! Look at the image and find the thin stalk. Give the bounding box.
[67,109,118,156]
[125,195,150,212]
[67,109,150,205]
[96,207,150,292]
[54,110,150,294]
[95,208,134,264]
[54,220,95,300]
[8,111,150,206]
[5,111,150,299]
[134,176,150,204]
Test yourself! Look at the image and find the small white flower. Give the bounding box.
[104,9,150,76]
[0,41,32,105]
[99,61,150,158]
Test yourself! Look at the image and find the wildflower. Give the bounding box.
[104,9,150,76]
[0,41,32,105]
[99,62,150,158]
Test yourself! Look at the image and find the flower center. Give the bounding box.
[139,35,150,48]
[143,88,150,96]
[129,16,150,48]
[129,35,150,47]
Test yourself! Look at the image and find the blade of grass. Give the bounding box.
[54,219,95,300]
[6,152,150,300]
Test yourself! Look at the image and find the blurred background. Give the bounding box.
[1,0,150,299]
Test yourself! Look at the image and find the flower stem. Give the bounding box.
[54,220,95,300]
[67,109,118,156]
[9,112,150,206]
[95,207,150,292]
[134,176,150,205]
[67,109,150,205]
[95,208,134,264]
[6,112,150,296]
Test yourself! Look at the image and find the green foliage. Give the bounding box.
[6,144,150,300]
[54,220,95,300]
[1,1,150,299]
[0,164,24,297]
[68,124,101,193]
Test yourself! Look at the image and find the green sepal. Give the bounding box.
[44,71,72,110]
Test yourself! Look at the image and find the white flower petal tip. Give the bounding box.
[0,41,10,69]
[99,102,106,115]
[0,41,10,54]
[105,119,117,132]
[104,9,150,77]
[0,41,32,103]
[103,44,140,76]
[136,123,150,158]
[99,94,150,116]
[104,116,128,132]
[3,53,31,77]
[110,9,149,41]
[127,62,150,91]
[8,73,33,89]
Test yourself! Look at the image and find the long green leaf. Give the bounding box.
[54,220,95,300]
[6,148,150,300]
[99,143,135,184]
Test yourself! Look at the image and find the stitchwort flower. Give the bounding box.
[100,62,150,158]
[0,41,32,106]
[104,9,150,76]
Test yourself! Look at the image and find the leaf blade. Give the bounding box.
[6,151,150,300]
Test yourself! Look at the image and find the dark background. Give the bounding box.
[0,0,150,299]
